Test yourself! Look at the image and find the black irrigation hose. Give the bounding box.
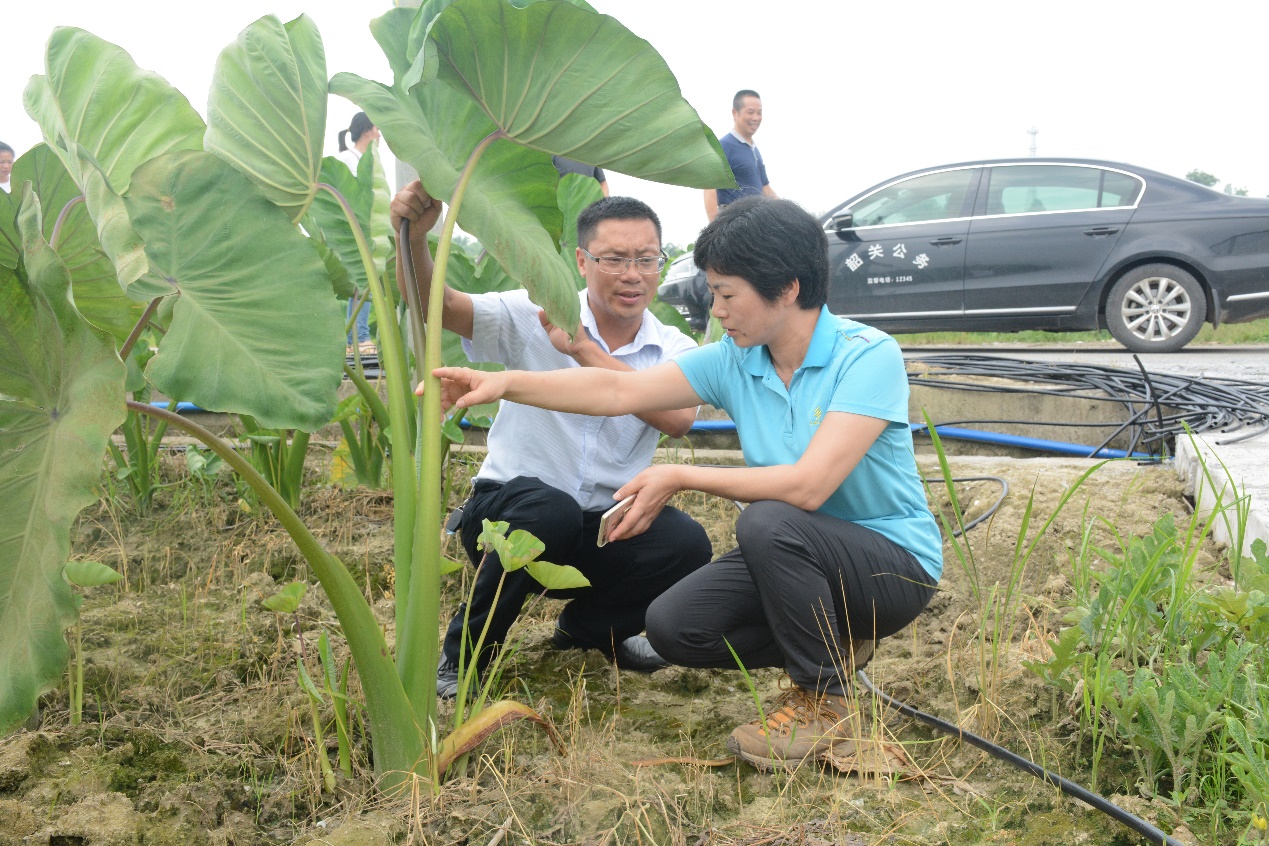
[924,475,1009,537]
[908,354,1269,454]
[856,670,1186,846]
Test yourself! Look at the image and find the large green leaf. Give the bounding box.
[417,0,735,189]
[127,151,344,431]
[0,145,145,341]
[331,6,580,334]
[205,15,327,224]
[22,27,206,292]
[0,186,126,733]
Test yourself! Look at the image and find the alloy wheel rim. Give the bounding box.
[1121,276,1191,342]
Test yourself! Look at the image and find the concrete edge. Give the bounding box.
[1173,434,1269,557]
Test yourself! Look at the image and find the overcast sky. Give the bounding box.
[6,1,1268,247]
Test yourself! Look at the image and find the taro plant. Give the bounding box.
[0,0,732,791]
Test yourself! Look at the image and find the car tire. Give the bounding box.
[1105,264,1206,352]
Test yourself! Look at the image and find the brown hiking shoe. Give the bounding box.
[725,681,858,771]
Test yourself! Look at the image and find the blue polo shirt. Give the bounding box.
[673,308,943,581]
[716,132,769,207]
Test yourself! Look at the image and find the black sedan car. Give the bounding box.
[659,158,1269,351]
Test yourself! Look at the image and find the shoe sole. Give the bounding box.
[725,735,835,772]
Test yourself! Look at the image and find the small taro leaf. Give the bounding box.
[0,185,127,733]
[184,445,223,479]
[205,15,326,223]
[128,151,344,432]
[22,28,205,292]
[440,416,465,444]
[557,172,603,256]
[263,581,307,614]
[476,519,511,553]
[311,156,372,292]
[499,528,545,571]
[420,0,734,190]
[525,560,590,591]
[440,557,464,576]
[63,560,123,588]
[331,5,579,336]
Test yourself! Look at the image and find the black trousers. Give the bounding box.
[645,500,936,696]
[442,475,713,668]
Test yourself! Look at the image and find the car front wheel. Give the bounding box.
[1105,264,1206,352]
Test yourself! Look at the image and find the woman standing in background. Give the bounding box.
[338,113,381,356]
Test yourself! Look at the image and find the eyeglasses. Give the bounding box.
[580,248,666,275]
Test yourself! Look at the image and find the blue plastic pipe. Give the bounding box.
[152,403,1150,459]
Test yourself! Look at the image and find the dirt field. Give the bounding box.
[0,450,1219,845]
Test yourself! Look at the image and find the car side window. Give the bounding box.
[986,165,1113,215]
[1100,171,1143,207]
[847,169,975,227]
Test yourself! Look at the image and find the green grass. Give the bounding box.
[893,317,1269,346]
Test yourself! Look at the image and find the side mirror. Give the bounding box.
[830,212,855,241]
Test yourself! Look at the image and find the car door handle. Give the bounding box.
[929,237,963,246]
[1083,226,1120,238]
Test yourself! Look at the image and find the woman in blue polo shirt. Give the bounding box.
[428,196,942,772]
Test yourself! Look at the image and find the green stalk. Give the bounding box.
[283,430,311,509]
[344,364,392,431]
[398,130,504,727]
[317,183,418,644]
[129,401,424,784]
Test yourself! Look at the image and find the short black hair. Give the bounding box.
[693,197,828,309]
[0,141,13,157]
[732,90,761,111]
[576,196,662,250]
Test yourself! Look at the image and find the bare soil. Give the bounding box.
[0,449,1222,845]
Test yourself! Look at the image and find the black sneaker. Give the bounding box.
[613,635,670,673]
[551,627,668,673]
[437,657,459,701]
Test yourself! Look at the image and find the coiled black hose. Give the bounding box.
[908,354,1269,453]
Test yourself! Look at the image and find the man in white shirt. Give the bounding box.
[391,184,712,698]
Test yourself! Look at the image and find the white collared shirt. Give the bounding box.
[463,289,697,510]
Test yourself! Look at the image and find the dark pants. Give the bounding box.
[442,476,712,669]
[646,500,936,696]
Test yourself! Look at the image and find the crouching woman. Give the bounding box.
[425,196,942,771]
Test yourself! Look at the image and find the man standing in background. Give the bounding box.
[704,90,777,221]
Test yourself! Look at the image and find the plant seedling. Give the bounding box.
[62,560,123,725]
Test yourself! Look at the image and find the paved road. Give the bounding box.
[904,342,1269,384]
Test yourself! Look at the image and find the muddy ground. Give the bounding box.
[0,448,1229,845]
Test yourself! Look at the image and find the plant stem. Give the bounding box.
[127,401,424,784]
[399,130,504,730]
[316,183,419,646]
[119,298,163,361]
[49,196,85,252]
